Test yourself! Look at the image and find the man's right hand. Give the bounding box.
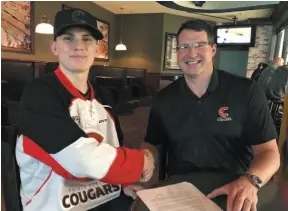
[141,149,155,182]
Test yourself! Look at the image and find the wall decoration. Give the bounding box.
[62,4,109,61]
[163,33,180,70]
[1,1,34,54]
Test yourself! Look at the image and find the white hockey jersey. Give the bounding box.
[15,68,144,211]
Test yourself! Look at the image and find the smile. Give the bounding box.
[70,56,87,58]
[185,60,201,64]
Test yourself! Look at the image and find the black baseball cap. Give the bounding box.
[54,8,103,40]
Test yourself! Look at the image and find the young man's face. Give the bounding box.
[51,27,97,73]
[177,29,216,78]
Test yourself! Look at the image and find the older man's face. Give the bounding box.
[177,29,216,78]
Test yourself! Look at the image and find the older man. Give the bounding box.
[144,20,280,211]
[257,57,284,92]
[266,65,288,100]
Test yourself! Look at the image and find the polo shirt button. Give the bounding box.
[199,112,202,116]
[197,100,202,104]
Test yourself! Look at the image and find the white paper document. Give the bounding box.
[136,182,223,211]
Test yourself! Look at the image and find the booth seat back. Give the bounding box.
[2,60,36,101]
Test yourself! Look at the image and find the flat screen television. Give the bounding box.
[214,25,256,47]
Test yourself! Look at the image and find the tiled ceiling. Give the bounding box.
[93,1,278,23]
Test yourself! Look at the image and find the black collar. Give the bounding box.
[180,68,219,97]
[206,68,219,94]
[79,84,91,100]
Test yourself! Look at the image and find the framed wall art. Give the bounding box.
[1,1,35,54]
[62,4,109,61]
[163,33,180,70]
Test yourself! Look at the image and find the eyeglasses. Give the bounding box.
[176,42,211,52]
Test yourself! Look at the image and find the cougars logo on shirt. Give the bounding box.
[217,106,232,122]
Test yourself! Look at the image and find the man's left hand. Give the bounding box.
[207,176,259,211]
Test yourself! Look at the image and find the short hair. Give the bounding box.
[176,20,214,44]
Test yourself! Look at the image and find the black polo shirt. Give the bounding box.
[145,69,277,177]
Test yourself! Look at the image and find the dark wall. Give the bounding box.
[112,13,193,74]
[161,14,195,75]
[112,13,164,73]
[2,1,116,66]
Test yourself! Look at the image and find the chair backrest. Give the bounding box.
[90,66,125,78]
[1,125,22,211]
[124,68,146,79]
[2,98,20,127]
[42,62,59,76]
[267,96,284,133]
[103,67,125,78]
[1,60,36,101]
[95,77,127,89]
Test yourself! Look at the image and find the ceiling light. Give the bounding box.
[115,42,127,51]
[35,14,53,34]
[115,7,127,51]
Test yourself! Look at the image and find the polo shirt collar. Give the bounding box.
[180,68,219,97]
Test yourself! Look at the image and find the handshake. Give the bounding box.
[123,149,155,199]
[140,149,155,182]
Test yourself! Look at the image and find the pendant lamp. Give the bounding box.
[35,14,53,34]
[115,7,127,51]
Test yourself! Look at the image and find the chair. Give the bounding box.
[124,68,147,99]
[1,125,22,211]
[267,96,284,135]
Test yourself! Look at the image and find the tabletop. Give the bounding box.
[131,172,238,211]
[131,172,288,211]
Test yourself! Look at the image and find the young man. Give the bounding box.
[144,20,280,211]
[16,8,154,211]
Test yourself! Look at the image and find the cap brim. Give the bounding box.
[55,24,104,41]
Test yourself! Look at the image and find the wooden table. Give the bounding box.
[131,172,288,211]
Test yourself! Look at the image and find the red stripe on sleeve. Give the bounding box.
[101,148,144,184]
[23,136,144,185]
[23,136,89,181]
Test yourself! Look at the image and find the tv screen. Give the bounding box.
[215,25,255,47]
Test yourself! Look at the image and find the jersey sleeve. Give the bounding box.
[18,79,144,184]
[242,81,277,145]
